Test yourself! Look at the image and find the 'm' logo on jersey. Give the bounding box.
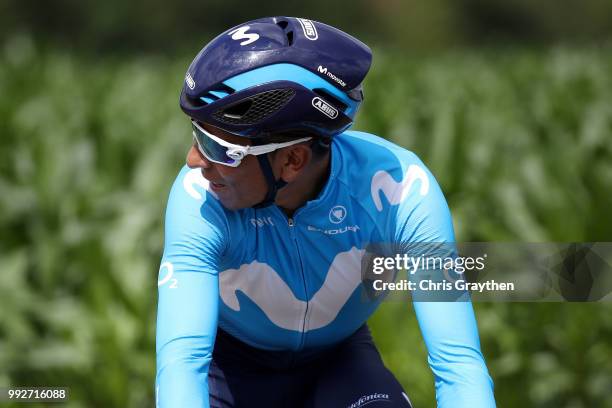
[312,97,338,119]
[371,165,430,211]
[297,18,318,40]
[329,205,347,224]
[228,26,259,46]
[220,248,364,331]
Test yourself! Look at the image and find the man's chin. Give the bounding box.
[218,196,264,211]
[217,197,246,211]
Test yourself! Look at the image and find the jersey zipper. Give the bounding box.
[287,216,309,350]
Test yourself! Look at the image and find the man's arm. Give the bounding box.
[156,166,227,408]
[156,270,218,408]
[412,301,495,407]
[393,158,496,407]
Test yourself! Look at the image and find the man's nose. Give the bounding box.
[187,144,212,169]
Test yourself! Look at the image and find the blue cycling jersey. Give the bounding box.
[156,131,496,407]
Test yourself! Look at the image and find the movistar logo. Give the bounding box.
[312,97,338,119]
[219,247,365,331]
[371,165,430,211]
[297,18,318,40]
[317,65,347,87]
[228,26,259,46]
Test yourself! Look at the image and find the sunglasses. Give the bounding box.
[191,120,312,167]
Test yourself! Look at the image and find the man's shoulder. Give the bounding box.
[333,130,426,182]
[330,130,441,217]
[335,130,422,166]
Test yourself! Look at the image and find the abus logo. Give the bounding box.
[297,18,318,40]
[329,205,347,224]
[185,73,195,90]
[312,97,338,119]
[228,26,259,46]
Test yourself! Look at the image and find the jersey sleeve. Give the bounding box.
[391,156,496,407]
[155,166,228,408]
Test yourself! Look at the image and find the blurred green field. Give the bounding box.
[1,39,611,407]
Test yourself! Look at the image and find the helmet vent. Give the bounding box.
[313,89,348,112]
[199,84,235,105]
[220,100,252,119]
[275,19,294,46]
[213,88,296,125]
[347,83,364,102]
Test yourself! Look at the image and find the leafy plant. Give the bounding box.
[1,40,610,407]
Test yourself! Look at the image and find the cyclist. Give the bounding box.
[156,16,496,408]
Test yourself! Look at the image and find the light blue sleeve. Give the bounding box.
[393,157,496,407]
[155,166,228,408]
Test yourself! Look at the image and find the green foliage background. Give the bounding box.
[1,37,611,407]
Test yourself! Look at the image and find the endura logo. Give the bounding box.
[297,18,318,40]
[307,225,360,235]
[317,65,347,88]
[329,205,347,224]
[312,97,338,119]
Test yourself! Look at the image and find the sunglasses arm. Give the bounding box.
[246,137,313,156]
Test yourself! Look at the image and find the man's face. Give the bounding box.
[186,123,270,210]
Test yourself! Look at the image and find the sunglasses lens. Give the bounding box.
[192,122,238,165]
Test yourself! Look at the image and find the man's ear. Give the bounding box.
[277,144,312,183]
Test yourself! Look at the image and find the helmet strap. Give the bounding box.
[253,154,287,208]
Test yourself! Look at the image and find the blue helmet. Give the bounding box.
[180,17,372,140]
